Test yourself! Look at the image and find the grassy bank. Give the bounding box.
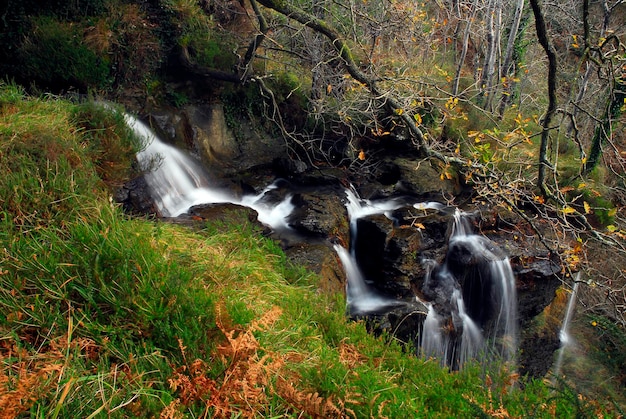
[0,83,619,418]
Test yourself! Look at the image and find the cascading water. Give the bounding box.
[125,111,519,369]
[334,188,414,314]
[421,303,447,360]
[334,244,393,313]
[128,113,295,230]
[130,114,233,217]
[421,209,518,367]
[552,275,580,378]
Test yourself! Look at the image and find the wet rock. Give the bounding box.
[284,242,345,296]
[289,190,349,241]
[515,257,562,327]
[145,103,289,178]
[518,332,561,379]
[393,157,461,197]
[115,175,157,215]
[353,212,450,299]
[185,104,240,164]
[187,202,261,226]
[273,157,308,178]
[357,299,429,345]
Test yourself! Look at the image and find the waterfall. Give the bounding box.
[421,303,447,360]
[453,289,485,366]
[334,244,393,313]
[419,209,518,368]
[127,113,295,230]
[130,114,233,217]
[553,275,580,378]
[125,111,519,369]
[338,188,445,315]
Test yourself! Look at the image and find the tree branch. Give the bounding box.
[254,0,430,151]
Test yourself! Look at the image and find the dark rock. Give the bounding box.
[289,190,349,241]
[273,157,308,178]
[358,299,429,345]
[393,157,461,197]
[515,257,562,327]
[519,331,561,379]
[188,202,261,225]
[353,212,450,299]
[372,160,401,185]
[115,176,157,215]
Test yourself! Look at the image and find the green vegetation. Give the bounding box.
[0,85,621,417]
[18,16,111,90]
[0,0,625,416]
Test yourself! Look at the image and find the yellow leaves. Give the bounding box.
[468,131,484,143]
[444,97,459,111]
[371,128,390,137]
[413,113,422,125]
[439,164,454,181]
[560,206,577,215]
[583,201,592,214]
[564,239,584,270]
[394,108,404,116]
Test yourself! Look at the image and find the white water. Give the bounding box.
[553,276,580,378]
[339,187,445,314]
[421,303,447,360]
[344,187,408,227]
[334,244,393,313]
[418,209,518,368]
[490,257,518,361]
[128,113,295,230]
[448,210,518,362]
[453,289,485,366]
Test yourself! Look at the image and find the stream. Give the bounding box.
[128,112,520,369]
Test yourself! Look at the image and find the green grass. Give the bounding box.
[0,83,622,417]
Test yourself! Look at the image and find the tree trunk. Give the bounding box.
[584,78,626,174]
[479,0,502,111]
[529,0,558,196]
[497,0,525,116]
[452,2,478,97]
[566,0,611,135]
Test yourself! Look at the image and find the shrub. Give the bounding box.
[17,16,111,90]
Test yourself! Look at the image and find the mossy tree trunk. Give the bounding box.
[529,0,558,197]
[584,78,626,175]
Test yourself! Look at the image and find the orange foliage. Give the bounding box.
[0,339,64,419]
[165,305,356,418]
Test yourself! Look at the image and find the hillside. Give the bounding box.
[0,0,625,416]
